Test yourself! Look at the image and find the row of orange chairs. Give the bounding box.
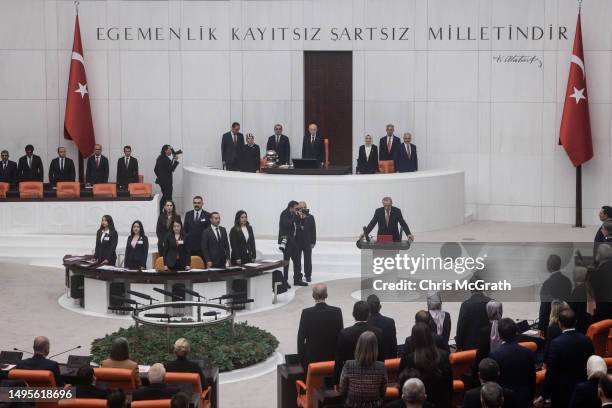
[58,400,170,407]
[586,319,612,357]
[0,182,152,199]
[7,368,210,408]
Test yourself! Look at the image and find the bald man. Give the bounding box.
[15,336,63,386]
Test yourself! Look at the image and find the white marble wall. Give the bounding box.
[1,0,611,226]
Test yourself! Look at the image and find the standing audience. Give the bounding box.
[569,355,607,408]
[456,274,492,350]
[366,294,397,360]
[426,292,451,344]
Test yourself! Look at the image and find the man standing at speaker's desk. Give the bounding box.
[302,123,324,167]
[363,197,414,242]
[221,122,244,171]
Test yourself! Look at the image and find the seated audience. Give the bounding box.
[598,374,612,407]
[489,318,535,408]
[426,291,451,344]
[15,336,63,386]
[162,219,191,271]
[475,301,503,369]
[384,378,434,408]
[101,337,140,386]
[107,389,126,408]
[94,214,118,265]
[156,199,181,254]
[569,266,591,333]
[569,355,607,408]
[481,382,504,408]
[399,323,452,408]
[297,283,343,371]
[536,309,595,408]
[367,294,397,360]
[0,149,18,185]
[85,144,109,185]
[334,301,383,384]
[339,331,387,408]
[124,220,149,269]
[229,210,256,265]
[456,274,492,350]
[75,365,108,399]
[404,310,449,353]
[241,133,261,173]
[164,338,207,388]
[462,358,517,408]
[543,300,569,362]
[171,392,190,408]
[132,363,179,401]
[537,254,572,332]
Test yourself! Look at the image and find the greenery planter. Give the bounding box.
[91,321,278,372]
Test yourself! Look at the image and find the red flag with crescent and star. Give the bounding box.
[64,14,95,157]
[559,11,593,167]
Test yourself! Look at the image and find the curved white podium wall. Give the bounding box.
[184,166,464,239]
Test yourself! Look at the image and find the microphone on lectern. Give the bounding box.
[13,348,33,355]
[49,345,82,359]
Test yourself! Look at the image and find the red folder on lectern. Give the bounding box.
[376,234,393,243]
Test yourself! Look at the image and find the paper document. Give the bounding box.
[244,263,261,267]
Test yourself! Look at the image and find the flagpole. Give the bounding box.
[575,165,583,227]
[73,0,84,183]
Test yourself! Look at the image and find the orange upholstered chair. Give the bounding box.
[8,369,57,408]
[384,358,401,384]
[449,349,476,380]
[518,341,538,352]
[19,181,43,198]
[93,367,136,393]
[165,372,211,408]
[605,357,612,368]
[587,319,612,356]
[324,138,330,168]
[92,183,117,198]
[138,174,144,183]
[536,369,546,385]
[56,181,80,198]
[296,361,335,408]
[57,400,107,407]
[154,256,165,272]
[131,400,171,408]
[260,157,267,171]
[0,182,9,198]
[128,182,152,197]
[453,379,465,408]
[191,256,204,269]
[378,160,395,174]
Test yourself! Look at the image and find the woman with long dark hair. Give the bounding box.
[156,199,181,254]
[124,220,149,269]
[162,219,191,271]
[94,214,118,265]
[229,210,256,265]
[399,322,452,407]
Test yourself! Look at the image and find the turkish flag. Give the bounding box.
[64,15,95,157]
[559,12,593,167]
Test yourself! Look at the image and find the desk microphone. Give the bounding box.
[127,290,159,302]
[210,292,247,301]
[12,348,33,355]
[153,287,185,301]
[49,345,81,359]
[183,288,203,299]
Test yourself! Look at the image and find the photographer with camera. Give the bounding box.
[278,200,307,290]
[297,201,316,283]
[154,144,181,211]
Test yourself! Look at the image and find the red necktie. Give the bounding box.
[385,209,390,226]
[387,137,392,152]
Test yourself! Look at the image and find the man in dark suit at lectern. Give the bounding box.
[363,196,414,242]
[394,132,418,173]
[266,124,290,165]
[116,145,139,189]
[221,122,244,171]
[379,124,401,161]
[302,123,324,167]
[85,144,109,185]
[48,146,76,186]
[356,134,378,174]
[1,150,18,185]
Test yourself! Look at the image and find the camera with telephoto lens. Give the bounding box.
[278,236,288,252]
[301,208,310,216]
[171,148,183,156]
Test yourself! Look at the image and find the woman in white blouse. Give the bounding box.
[229,210,256,265]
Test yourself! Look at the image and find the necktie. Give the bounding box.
[195,210,199,221]
[407,144,411,158]
[60,158,64,171]
[215,227,221,241]
[385,209,390,226]
[96,156,100,168]
[232,133,236,144]
[387,137,392,152]
[125,157,129,168]
[28,157,32,168]
[311,135,315,145]
[2,162,6,170]
[276,135,280,146]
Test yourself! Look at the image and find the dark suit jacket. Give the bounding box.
[334,322,383,384]
[132,383,179,401]
[297,215,316,248]
[164,356,208,388]
[240,144,261,173]
[462,385,518,408]
[124,235,149,269]
[221,131,245,168]
[368,312,397,360]
[17,154,44,182]
[266,134,290,164]
[589,260,612,321]
[399,350,453,408]
[48,157,76,185]
[456,293,492,350]
[537,271,573,331]
[94,229,118,265]
[116,156,139,188]
[297,302,344,370]
[542,330,594,407]
[356,145,378,174]
[229,225,256,265]
[278,209,298,246]
[364,206,411,242]
[394,143,418,172]
[302,134,324,164]
[543,324,562,363]
[570,283,590,333]
[403,333,450,354]
[85,155,109,185]
[490,341,536,408]
[163,233,191,270]
[154,155,179,189]
[184,210,211,253]
[378,135,401,160]
[0,160,18,184]
[201,226,230,267]
[569,378,600,408]
[15,354,63,386]
[75,385,109,399]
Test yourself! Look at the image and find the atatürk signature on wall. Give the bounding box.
[493,54,543,68]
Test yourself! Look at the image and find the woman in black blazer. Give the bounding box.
[94,214,118,265]
[240,134,261,173]
[156,199,181,254]
[124,220,149,270]
[356,134,379,174]
[427,292,452,343]
[162,219,191,271]
[229,210,256,265]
